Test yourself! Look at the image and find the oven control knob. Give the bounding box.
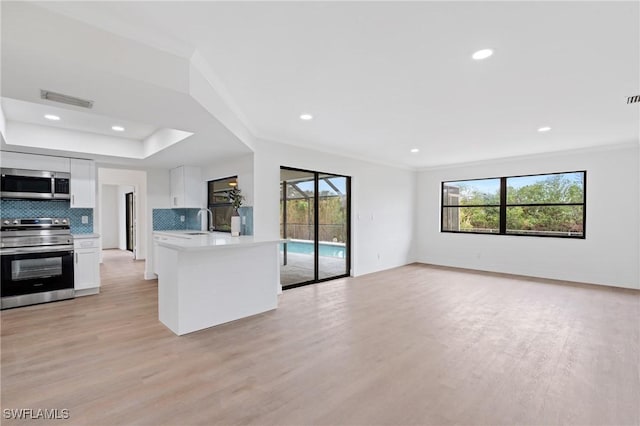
[3,220,9,225]
[12,220,19,225]
[54,219,59,224]
[62,219,68,224]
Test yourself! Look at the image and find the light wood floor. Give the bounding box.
[2,250,639,425]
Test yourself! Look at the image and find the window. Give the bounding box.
[442,171,585,238]
[442,178,501,234]
[207,176,237,232]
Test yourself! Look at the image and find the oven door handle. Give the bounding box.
[0,246,74,255]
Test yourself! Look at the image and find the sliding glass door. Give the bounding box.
[280,167,350,289]
[317,174,349,280]
[280,169,316,285]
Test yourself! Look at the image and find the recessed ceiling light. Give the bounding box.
[410,148,420,153]
[299,114,313,121]
[44,114,60,121]
[472,49,494,60]
[537,126,552,132]
[112,125,125,132]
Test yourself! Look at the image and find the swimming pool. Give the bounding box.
[281,241,346,258]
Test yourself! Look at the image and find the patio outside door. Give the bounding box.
[280,167,350,289]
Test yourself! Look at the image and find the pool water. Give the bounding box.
[281,241,346,258]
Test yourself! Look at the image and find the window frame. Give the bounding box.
[441,170,586,239]
[207,175,238,233]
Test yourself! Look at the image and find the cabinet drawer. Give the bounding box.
[74,238,99,249]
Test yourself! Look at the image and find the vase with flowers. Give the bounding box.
[228,186,245,236]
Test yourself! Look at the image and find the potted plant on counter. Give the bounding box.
[228,186,245,236]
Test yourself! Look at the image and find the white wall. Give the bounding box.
[100,185,119,249]
[100,184,135,250]
[252,138,417,277]
[416,143,640,290]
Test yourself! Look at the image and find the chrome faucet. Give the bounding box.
[197,208,214,232]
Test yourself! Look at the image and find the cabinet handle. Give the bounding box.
[71,195,75,205]
[173,196,177,206]
[75,252,78,264]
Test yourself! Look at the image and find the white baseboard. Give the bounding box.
[144,271,158,280]
[75,287,99,297]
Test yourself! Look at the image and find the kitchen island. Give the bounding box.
[153,231,281,335]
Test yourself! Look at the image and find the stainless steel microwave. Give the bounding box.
[0,168,71,200]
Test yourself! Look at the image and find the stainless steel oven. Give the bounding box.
[1,168,71,200]
[1,218,74,309]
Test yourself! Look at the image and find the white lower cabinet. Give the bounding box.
[74,237,100,295]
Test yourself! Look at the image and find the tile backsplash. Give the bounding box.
[238,207,253,236]
[152,208,201,231]
[153,207,253,235]
[0,200,94,234]
[0,201,252,236]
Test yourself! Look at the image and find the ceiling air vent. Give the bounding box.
[627,95,640,104]
[40,90,94,109]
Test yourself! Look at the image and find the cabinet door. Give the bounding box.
[74,249,100,290]
[70,159,96,208]
[170,167,184,208]
[183,166,202,208]
[170,166,201,208]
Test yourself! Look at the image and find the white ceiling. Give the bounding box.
[3,1,639,169]
[0,1,252,168]
[2,98,157,141]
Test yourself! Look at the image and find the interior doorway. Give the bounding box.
[99,183,135,260]
[280,167,351,289]
[97,168,148,279]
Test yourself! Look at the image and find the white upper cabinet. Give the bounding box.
[170,166,201,208]
[0,152,70,172]
[70,158,95,208]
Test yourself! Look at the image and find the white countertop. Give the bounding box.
[153,230,282,252]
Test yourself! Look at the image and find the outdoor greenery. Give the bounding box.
[447,173,584,235]
[280,189,348,242]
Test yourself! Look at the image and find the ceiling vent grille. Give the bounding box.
[40,90,94,109]
[627,95,640,104]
